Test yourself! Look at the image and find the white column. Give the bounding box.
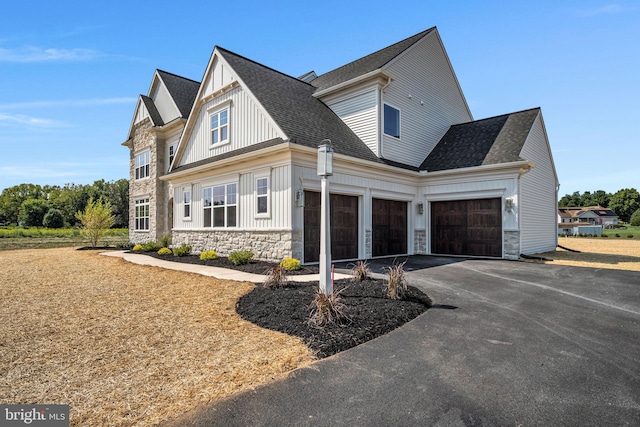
[319,176,332,295]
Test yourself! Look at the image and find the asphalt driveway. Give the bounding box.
[166,257,640,426]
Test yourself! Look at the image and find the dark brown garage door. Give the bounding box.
[431,198,502,257]
[304,191,358,263]
[372,198,407,257]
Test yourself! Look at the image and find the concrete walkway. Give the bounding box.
[101,250,351,283]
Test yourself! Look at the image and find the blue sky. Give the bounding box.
[1,0,638,197]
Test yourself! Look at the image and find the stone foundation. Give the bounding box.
[414,229,426,254]
[503,230,520,260]
[172,229,297,262]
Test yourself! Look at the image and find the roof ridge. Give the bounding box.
[156,69,201,84]
[450,107,541,128]
[216,46,314,88]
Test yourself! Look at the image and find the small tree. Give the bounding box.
[75,197,116,247]
[43,208,65,228]
[631,208,640,227]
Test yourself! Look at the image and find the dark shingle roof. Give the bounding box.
[310,28,435,92]
[140,95,164,126]
[217,47,381,164]
[420,108,540,172]
[157,70,200,119]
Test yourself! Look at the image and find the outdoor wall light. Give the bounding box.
[417,202,424,214]
[505,197,514,212]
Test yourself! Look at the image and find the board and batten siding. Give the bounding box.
[151,80,180,123]
[519,114,558,254]
[177,84,284,166]
[381,31,472,167]
[133,101,150,125]
[172,164,292,230]
[324,86,380,156]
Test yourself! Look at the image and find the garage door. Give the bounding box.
[431,198,502,257]
[304,191,358,263]
[372,198,407,257]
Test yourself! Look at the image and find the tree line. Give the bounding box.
[558,188,640,223]
[0,179,129,228]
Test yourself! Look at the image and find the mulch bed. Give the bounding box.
[131,251,432,359]
[237,279,432,358]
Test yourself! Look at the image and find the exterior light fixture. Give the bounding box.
[417,202,424,215]
[317,139,334,295]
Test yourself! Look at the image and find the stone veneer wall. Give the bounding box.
[414,229,426,254]
[503,230,520,260]
[172,229,300,263]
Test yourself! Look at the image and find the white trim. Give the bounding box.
[182,186,192,221]
[254,169,271,219]
[134,149,150,181]
[383,102,401,139]
[425,188,506,202]
[208,104,230,146]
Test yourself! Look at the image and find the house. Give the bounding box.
[557,206,618,235]
[123,27,559,263]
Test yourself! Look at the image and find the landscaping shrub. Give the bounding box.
[199,250,219,260]
[350,260,371,282]
[631,209,640,226]
[160,234,171,248]
[158,247,172,255]
[263,265,288,288]
[601,234,608,238]
[308,289,349,327]
[132,244,144,252]
[142,241,161,252]
[172,243,192,257]
[616,233,621,238]
[385,262,408,299]
[279,257,301,271]
[628,234,634,239]
[229,250,254,265]
[43,208,65,229]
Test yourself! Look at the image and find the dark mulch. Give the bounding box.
[237,279,432,359]
[129,251,432,358]
[140,251,319,275]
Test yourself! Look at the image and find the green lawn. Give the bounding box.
[602,225,639,239]
[0,227,129,251]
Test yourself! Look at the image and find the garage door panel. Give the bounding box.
[431,198,502,257]
[372,199,407,257]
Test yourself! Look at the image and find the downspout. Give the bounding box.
[379,76,392,159]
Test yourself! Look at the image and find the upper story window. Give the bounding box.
[203,183,237,227]
[256,177,269,215]
[134,150,150,180]
[383,103,400,139]
[210,108,229,145]
[168,142,177,170]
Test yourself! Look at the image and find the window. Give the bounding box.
[203,183,236,227]
[168,143,177,170]
[210,108,229,145]
[256,177,269,215]
[183,188,191,219]
[135,150,150,180]
[134,198,150,230]
[384,104,400,138]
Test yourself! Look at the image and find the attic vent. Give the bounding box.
[298,71,318,83]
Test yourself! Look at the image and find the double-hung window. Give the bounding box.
[183,188,191,220]
[203,183,237,227]
[168,143,177,170]
[383,103,401,139]
[134,198,150,230]
[256,177,269,215]
[135,150,150,180]
[210,108,229,145]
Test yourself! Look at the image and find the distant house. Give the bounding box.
[557,206,618,235]
[123,27,559,262]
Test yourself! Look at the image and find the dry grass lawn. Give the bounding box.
[0,248,314,426]
[533,237,640,272]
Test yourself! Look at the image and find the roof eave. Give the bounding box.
[313,69,394,98]
[420,160,534,177]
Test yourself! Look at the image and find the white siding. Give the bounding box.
[178,85,284,166]
[381,32,472,167]
[152,81,180,123]
[133,101,150,125]
[519,114,558,254]
[172,164,293,230]
[325,86,379,155]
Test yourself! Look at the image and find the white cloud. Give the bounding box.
[0,97,137,110]
[0,46,102,62]
[578,4,625,17]
[0,113,69,128]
